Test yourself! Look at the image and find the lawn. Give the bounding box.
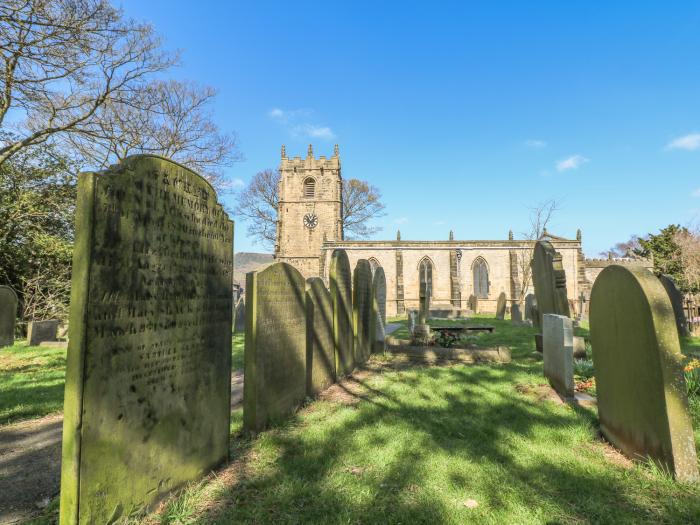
[0,334,246,427]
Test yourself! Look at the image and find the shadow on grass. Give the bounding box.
[157,354,700,524]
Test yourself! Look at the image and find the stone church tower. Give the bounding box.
[275,144,343,277]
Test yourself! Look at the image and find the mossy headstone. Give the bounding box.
[658,274,689,337]
[0,286,18,348]
[590,265,699,481]
[59,156,234,524]
[495,292,507,320]
[244,262,306,432]
[331,249,354,377]
[306,277,335,396]
[233,297,246,333]
[353,259,373,365]
[372,267,387,353]
[532,240,570,327]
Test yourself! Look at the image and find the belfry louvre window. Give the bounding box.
[303,178,315,198]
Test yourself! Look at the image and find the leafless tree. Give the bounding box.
[63,79,240,191]
[672,225,700,293]
[0,0,175,166]
[601,235,643,258]
[233,170,386,250]
[515,199,560,304]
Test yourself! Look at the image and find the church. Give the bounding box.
[273,145,649,317]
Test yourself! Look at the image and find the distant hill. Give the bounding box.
[234,252,274,285]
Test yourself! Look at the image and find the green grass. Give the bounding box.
[134,315,700,525]
[0,342,66,426]
[0,335,246,428]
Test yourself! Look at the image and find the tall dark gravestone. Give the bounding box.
[233,297,246,333]
[353,259,373,365]
[372,267,387,353]
[244,262,306,432]
[330,249,354,377]
[306,277,335,396]
[59,156,234,524]
[532,240,571,328]
[590,265,698,482]
[0,286,18,348]
[658,274,690,337]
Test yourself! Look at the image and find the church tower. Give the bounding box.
[275,144,343,277]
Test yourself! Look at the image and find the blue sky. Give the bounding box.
[120,1,700,256]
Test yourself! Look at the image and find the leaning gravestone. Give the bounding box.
[306,277,335,396]
[532,241,571,328]
[0,286,18,348]
[233,297,246,333]
[330,249,354,377]
[60,156,234,524]
[495,292,507,320]
[372,267,387,353]
[590,265,699,482]
[353,259,373,365]
[658,274,690,337]
[244,262,306,432]
[543,314,574,398]
[27,319,59,346]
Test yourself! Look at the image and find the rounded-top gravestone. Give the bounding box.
[0,286,18,348]
[658,274,689,337]
[590,264,698,482]
[532,240,570,327]
[306,277,335,396]
[495,292,507,320]
[353,259,373,365]
[372,266,387,353]
[330,249,354,377]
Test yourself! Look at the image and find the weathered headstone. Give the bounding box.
[511,303,523,323]
[524,293,536,322]
[330,249,354,377]
[0,286,18,348]
[408,310,417,335]
[372,267,387,353]
[244,262,306,432]
[543,314,574,398]
[532,241,571,328]
[658,274,690,337]
[468,294,478,313]
[306,277,335,396]
[413,266,432,344]
[60,156,234,524]
[495,292,507,320]
[233,297,246,333]
[27,319,59,346]
[353,259,373,365]
[590,265,699,481]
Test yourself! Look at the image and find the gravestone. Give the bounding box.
[60,156,234,524]
[408,310,417,335]
[413,266,432,344]
[0,286,18,348]
[353,259,373,365]
[658,274,690,337]
[468,294,478,313]
[233,297,246,333]
[306,277,335,396]
[244,262,306,432]
[27,319,59,346]
[543,314,574,398]
[495,292,507,320]
[511,303,523,323]
[330,249,354,377]
[532,241,571,328]
[590,265,699,481]
[372,267,387,353]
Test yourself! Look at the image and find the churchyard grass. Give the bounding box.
[0,335,246,427]
[124,315,700,524]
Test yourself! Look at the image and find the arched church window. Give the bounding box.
[418,257,433,299]
[473,257,489,299]
[303,178,315,198]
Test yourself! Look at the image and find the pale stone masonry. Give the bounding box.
[274,145,652,317]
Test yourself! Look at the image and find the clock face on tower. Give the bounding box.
[303,213,318,229]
